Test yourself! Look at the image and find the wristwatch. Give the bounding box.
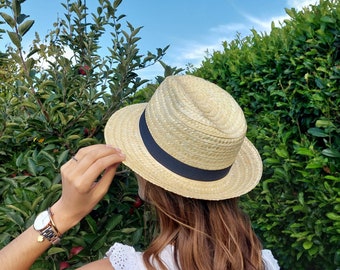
[33,208,61,245]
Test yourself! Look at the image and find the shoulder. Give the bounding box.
[262,249,280,270]
[105,243,145,270]
[105,243,178,270]
[106,244,279,270]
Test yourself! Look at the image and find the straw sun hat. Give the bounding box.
[104,75,262,200]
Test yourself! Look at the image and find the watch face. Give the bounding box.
[33,211,50,231]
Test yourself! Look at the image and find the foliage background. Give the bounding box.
[0,0,181,268]
[193,0,340,269]
[1,0,339,269]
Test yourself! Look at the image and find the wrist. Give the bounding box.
[50,201,80,234]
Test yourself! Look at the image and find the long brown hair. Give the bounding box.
[142,181,264,270]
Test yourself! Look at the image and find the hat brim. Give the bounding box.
[104,103,263,200]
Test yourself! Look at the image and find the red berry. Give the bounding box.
[133,196,144,208]
[59,261,70,270]
[84,128,89,136]
[23,171,31,176]
[78,65,90,75]
[70,246,84,257]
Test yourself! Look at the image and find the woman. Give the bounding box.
[0,75,279,269]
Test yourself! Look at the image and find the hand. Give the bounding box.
[51,144,126,233]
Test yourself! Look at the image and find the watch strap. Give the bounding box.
[35,208,62,245]
[47,207,62,244]
[39,225,61,245]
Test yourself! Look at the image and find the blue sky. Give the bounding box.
[1,0,319,79]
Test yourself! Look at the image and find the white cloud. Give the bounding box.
[242,0,320,33]
[168,36,233,69]
[242,14,288,33]
[146,0,322,78]
[210,23,248,34]
[287,0,319,10]
[168,22,253,69]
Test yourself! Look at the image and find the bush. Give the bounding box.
[193,0,340,269]
[0,0,173,268]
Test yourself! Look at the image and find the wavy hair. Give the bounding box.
[142,181,264,270]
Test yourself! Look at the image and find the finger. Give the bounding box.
[74,145,122,172]
[90,164,119,197]
[61,145,124,187]
[63,145,117,168]
[74,144,116,159]
[73,152,125,192]
[62,145,120,174]
[83,152,125,183]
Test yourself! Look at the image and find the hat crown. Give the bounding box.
[104,75,262,199]
[145,75,247,171]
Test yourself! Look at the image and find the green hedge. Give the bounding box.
[0,0,168,268]
[192,0,340,269]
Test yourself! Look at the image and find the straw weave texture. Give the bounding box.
[105,75,262,200]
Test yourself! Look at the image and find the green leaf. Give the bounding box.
[0,12,15,28]
[18,19,34,36]
[67,135,81,140]
[16,153,24,168]
[306,160,323,169]
[31,195,44,210]
[39,150,55,163]
[131,227,143,245]
[40,80,57,88]
[25,58,35,72]
[21,101,37,109]
[326,212,340,221]
[26,47,40,58]
[320,16,336,23]
[12,0,21,19]
[6,211,24,226]
[303,240,313,250]
[78,138,98,146]
[121,227,137,234]
[105,214,123,231]
[295,147,314,157]
[16,14,29,24]
[113,0,123,9]
[308,246,319,256]
[47,247,66,256]
[324,175,340,182]
[275,147,288,158]
[92,234,107,251]
[57,150,70,166]
[264,158,281,164]
[322,149,340,158]
[315,119,334,128]
[6,204,29,218]
[7,31,21,48]
[57,111,67,125]
[298,192,304,205]
[85,215,98,234]
[27,158,37,176]
[307,128,328,138]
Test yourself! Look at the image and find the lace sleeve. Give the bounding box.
[106,244,279,270]
[262,249,280,270]
[105,243,145,270]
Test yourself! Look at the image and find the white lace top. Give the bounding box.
[106,243,280,270]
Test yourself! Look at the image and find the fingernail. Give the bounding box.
[114,147,122,152]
